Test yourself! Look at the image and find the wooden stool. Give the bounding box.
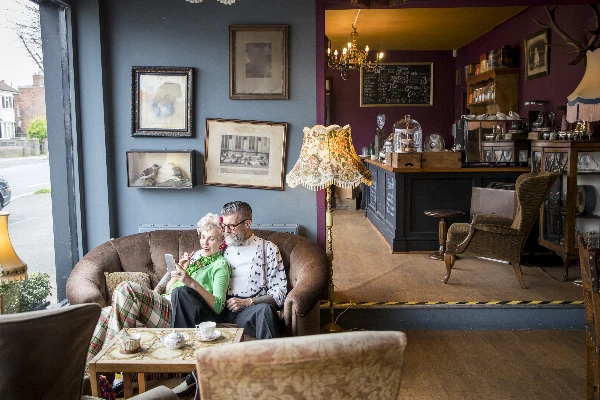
[424,209,465,260]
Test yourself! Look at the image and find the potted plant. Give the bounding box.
[0,272,52,314]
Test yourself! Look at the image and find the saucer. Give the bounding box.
[486,116,497,120]
[195,329,222,342]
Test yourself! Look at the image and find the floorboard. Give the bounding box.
[332,210,582,303]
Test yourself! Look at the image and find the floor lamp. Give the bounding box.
[567,49,600,126]
[287,124,373,332]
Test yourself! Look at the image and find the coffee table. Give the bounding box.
[88,327,244,398]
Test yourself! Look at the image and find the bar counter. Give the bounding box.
[363,158,530,252]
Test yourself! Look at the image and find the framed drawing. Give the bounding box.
[524,29,549,80]
[229,25,289,100]
[131,66,193,137]
[204,118,287,190]
[126,150,196,188]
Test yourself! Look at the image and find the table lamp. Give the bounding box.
[0,212,27,284]
[287,124,373,332]
[567,49,600,126]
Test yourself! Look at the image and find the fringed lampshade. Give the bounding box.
[567,49,600,123]
[0,212,27,284]
[287,124,372,333]
[287,124,373,190]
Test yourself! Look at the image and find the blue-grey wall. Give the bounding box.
[75,0,317,250]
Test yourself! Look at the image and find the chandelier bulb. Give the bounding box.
[365,45,369,52]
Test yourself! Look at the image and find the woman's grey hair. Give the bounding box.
[196,213,223,236]
[221,201,252,221]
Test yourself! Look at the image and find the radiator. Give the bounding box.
[138,223,299,235]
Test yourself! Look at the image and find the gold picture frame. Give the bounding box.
[203,118,287,190]
[229,25,289,100]
[131,66,193,137]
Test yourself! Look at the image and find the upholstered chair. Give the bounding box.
[443,172,558,288]
[194,331,407,400]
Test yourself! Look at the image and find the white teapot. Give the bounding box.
[157,330,185,350]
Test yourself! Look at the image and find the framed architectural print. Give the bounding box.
[204,118,287,190]
[126,150,196,188]
[229,25,289,99]
[524,29,549,80]
[131,66,193,137]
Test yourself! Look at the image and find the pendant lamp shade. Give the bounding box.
[567,49,600,123]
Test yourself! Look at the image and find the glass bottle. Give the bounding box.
[393,115,423,153]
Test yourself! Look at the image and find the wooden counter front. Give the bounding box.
[363,159,529,252]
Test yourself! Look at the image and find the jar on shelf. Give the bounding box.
[393,115,423,153]
[488,50,498,70]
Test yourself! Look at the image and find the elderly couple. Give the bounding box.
[86,201,287,398]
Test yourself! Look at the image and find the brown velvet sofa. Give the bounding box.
[67,230,328,336]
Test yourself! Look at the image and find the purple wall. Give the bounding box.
[328,50,456,151]
[455,5,593,126]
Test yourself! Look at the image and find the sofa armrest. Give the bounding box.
[66,260,108,307]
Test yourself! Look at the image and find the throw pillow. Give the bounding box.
[104,271,151,299]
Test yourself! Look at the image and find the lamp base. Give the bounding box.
[321,321,345,333]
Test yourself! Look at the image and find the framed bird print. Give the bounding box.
[203,118,287,190]
[131,66,193,137]
[126,150,196,188]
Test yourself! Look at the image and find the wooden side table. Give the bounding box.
[424,209,465,260]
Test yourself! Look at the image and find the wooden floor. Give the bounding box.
[332,210,583,302]
[399,330,585,399]
[126,330,586,399]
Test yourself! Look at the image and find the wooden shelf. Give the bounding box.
[466,68,519,86]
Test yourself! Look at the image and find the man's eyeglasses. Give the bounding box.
[222,219,249,231]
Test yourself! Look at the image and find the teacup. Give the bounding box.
[196,321,216,338]
[509,111,520,119]
[120,332,141,353]
[496,112,506,120]
[461,114,475,120]
[475,114,486,120]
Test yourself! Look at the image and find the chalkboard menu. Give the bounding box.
[385,175,395,220]
[360,62,433,107]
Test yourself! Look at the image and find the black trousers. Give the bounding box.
[170,286,281,339]
[170,286,220,328]
[219,302,281,339]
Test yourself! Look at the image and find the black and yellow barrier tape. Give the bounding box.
[320,300,583,307]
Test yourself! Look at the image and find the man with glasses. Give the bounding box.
[171,201,287,398]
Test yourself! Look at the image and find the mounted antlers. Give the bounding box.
[533,4,600,65]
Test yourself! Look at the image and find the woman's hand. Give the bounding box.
[170,262,193,286]
[177,252,192,270]
[226,297,253,313]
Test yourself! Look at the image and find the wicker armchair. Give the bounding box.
[443,172,558,289]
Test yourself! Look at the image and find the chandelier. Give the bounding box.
[327,10,384,81]
[186,0,236,4]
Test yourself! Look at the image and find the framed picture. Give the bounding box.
[524,29,549,80]
[126,150,196,188]
[131,66,193,137]
[204,118,287,190]
[229,25,289,100]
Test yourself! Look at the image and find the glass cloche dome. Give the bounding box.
[393,115,422,153]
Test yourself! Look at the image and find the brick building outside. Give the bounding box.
[14,73,46,136]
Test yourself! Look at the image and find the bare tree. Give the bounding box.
[2,0,43,72]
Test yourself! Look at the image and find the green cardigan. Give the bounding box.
[168,254,231,314]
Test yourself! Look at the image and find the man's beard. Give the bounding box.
[224,232,244,246]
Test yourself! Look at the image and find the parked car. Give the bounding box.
[0,175,11,210]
